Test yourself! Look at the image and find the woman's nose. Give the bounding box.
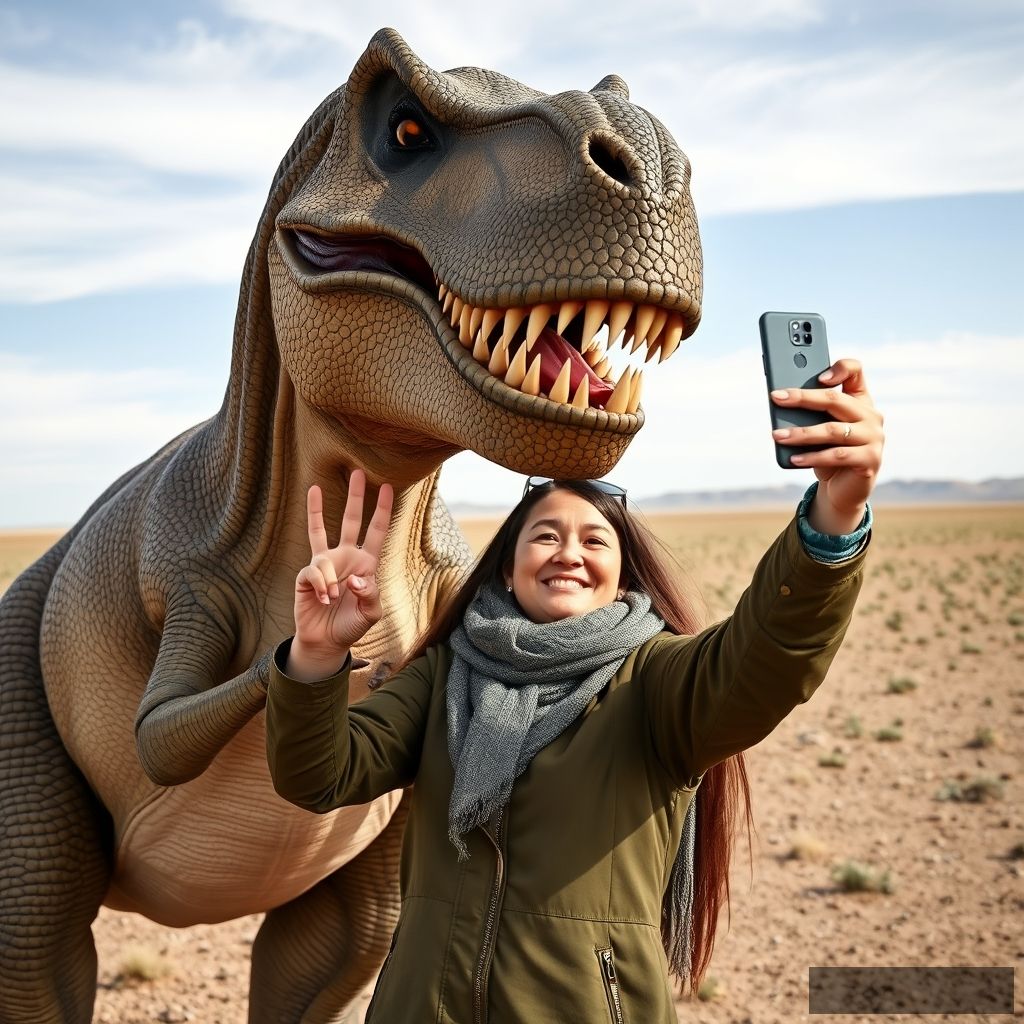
[553,540,584,564]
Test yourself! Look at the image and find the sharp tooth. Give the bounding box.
[633,304,656,346]
[571,375,590,409]
[630,331,646,354]
[627,369,643,414]
[580,300,610,353]
[470,306,484,338]
[583,345,603,367]
[505,341,528,388]
[603,368,632,414]
[557,301,584,335]
[521,354,542,396]
[472,329,490,362]
[548,359,572,403]
[608,301,633,346]
[450,297,464,326]
[526,303,554,350]
[593,355,612,378]
[660,315,684,362]
[501,307,528,346]
[442,290,455,315]
[488,338,510,375]
[481,309,502,344]
[460,305,475,345]
[648,308,669,344]
[438,282,448,301]
[645,339,662,363]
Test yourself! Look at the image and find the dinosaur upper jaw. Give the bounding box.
[280,226,695,432]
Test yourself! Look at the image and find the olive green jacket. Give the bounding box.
[266,519,867,1023]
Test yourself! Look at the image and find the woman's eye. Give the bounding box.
[394,117,428,148]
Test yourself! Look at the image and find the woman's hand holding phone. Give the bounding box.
[770,358,885,535]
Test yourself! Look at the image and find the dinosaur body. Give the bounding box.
[0,28,701,1022]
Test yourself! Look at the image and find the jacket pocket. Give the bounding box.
[595,946,626,1024]
[365,914,404,1022]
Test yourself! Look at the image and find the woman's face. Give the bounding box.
[506,490,623,623]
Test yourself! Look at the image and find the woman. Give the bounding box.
[266,360,883,1022]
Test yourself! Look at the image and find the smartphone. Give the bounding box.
[759,311,833,469]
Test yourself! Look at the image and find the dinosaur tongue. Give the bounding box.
[531,328,613,405]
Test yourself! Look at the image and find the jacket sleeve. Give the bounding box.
[265,638,436,812]
[637,516,867,788]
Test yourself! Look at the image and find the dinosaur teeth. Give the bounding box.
[521,354,542,396]
[580,300,610,353]
[442,288,684,411]
[526,304,554,350]
[547,359,572,404]
[603,368,633,415]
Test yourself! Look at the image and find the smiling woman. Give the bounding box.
[267,422,880,1021]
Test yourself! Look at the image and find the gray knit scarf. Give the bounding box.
[446,581,699,979]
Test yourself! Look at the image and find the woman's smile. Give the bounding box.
[506,492,623,623]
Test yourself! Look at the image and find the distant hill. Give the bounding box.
[449,477,1024,517]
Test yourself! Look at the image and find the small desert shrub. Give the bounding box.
[887,676,917,694]
[843,715,864,739]
[1008,842,1024,861]
[885,611,903,632]
[115,944,173,985]
[788,833,829,861]
[697,976,725,1002]
[1007,612,1024,627]
[935,776,1005,803]
[832,860,894,894]
[818,750,847,768]
[874,723,903,742]
[961,641,983,655]
[966,726,998,749]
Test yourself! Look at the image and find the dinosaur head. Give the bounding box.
[269,27,702,480]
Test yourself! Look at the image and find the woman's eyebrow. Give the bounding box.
[528,518,611,533]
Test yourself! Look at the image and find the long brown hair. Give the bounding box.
[406,479,753,993]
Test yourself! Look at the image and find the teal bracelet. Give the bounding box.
[796,481,872,563]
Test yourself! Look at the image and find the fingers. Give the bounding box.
[296,564,333,606]
[338,469,366,550]
[346,572,382,619]
[770,384,878,423]
[306,485,329,556]
[360,483,394,558]
[772,420,882,448]
[818,358,872,403]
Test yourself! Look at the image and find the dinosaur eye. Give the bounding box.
[394,117,428,149]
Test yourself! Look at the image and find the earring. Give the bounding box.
[506,585,513,593]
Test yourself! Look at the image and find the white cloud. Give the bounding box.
[0,5,1020,298]
[438,330,1024,508]
[0,331,1020,527]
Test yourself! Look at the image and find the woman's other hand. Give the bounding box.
[770,358,884,535]
[288,469,394,681]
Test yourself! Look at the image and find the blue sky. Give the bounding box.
[1,0,1022,526]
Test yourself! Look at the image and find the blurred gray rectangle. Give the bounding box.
[808,967,1014,1014]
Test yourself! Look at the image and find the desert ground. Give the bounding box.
[1,503,1021,1022]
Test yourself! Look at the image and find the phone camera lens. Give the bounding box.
[803,332,813,344]
[791,333,801,344]
[802,321,812,332]
[790,320,800,331]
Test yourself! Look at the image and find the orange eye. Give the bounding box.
[394,118,426,147]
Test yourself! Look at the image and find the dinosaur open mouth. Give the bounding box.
[287,227,688,417]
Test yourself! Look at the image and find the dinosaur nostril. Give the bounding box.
[587,137,632,187]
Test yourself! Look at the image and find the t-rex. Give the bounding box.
[0,27,702,1023]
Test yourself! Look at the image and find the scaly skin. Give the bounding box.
[0,27,702,1023]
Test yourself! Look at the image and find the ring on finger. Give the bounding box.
[842,424,852,440]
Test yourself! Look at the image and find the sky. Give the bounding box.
[1,0,1022,527]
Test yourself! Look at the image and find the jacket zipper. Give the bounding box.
[597,947,626,1024]
[472,808,506,1024]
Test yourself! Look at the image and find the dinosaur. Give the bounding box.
[0,27,702,1023]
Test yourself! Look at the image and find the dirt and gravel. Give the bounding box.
[4,504,1022,1021]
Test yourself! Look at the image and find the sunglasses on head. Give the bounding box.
[521,476,628,507]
